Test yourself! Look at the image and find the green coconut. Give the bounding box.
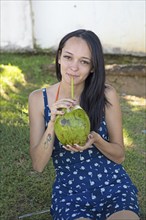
[54,105,90,146]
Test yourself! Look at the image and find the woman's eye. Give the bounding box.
[81,60,90,65]
[63,55,71,60]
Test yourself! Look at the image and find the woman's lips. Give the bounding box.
[66,73,79,77]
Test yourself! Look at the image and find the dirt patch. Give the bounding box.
[105,64,146,97]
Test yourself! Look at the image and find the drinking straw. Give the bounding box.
[71,76,74,99]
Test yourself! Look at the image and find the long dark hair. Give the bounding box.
[56,29,109,132]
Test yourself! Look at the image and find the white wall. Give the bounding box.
[1,0,33,51]
[1,0,145,55]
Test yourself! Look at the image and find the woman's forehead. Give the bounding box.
[62,37,92,58]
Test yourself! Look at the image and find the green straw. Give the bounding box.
[71,76,74,99]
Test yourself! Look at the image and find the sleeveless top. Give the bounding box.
[42,88,139,220]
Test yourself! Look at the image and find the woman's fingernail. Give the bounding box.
[88,134,93,139]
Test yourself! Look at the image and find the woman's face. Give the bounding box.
[58,37,93,85]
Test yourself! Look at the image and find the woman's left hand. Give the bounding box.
[62,131,100,152]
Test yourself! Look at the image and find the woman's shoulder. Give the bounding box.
[28,89,45,114]
[29,83,59,107]
[29,88,43,102]
[105,84,119,102]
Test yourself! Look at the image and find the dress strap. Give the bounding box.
[42,84,60,125]
[42,88,50,125]
[42,88,49,109]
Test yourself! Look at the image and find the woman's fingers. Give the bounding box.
[62,145,79,152]
[62,142,92,152]
[50,99,77,122]
[50,109,64,122]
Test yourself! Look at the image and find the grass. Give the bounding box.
[0,53,146,220]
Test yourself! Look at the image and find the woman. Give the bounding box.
[28,29,140,220]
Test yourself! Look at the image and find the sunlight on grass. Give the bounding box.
[123,95,146,112]
[0,64,26,99]
[22,105,28,114]
[123,128,133,147]
[42,83,52,89]
[122,95,145,148]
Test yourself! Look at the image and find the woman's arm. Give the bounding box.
[28,90,55,172]
[29,89,77,172]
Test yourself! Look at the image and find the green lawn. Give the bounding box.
[0,53,145,220]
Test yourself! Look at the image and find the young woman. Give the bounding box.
[28,29,140,220]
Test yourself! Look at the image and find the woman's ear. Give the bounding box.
[90,64,94,73]
[90,68,94,73]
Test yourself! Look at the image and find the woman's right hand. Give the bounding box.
[50,98,77,122]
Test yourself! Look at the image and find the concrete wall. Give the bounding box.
[1,0,145,55]
[1,0,33,51]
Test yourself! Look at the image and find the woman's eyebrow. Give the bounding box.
[64,51,91,61]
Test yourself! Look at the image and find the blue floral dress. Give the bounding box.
[42,88,140,220]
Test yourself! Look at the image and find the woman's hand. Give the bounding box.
[50,98,77,122]
[62,131,100,152]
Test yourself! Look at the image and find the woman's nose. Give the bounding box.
[70,61,79,71]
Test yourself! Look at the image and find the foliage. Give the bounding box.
[0,53,145,220]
